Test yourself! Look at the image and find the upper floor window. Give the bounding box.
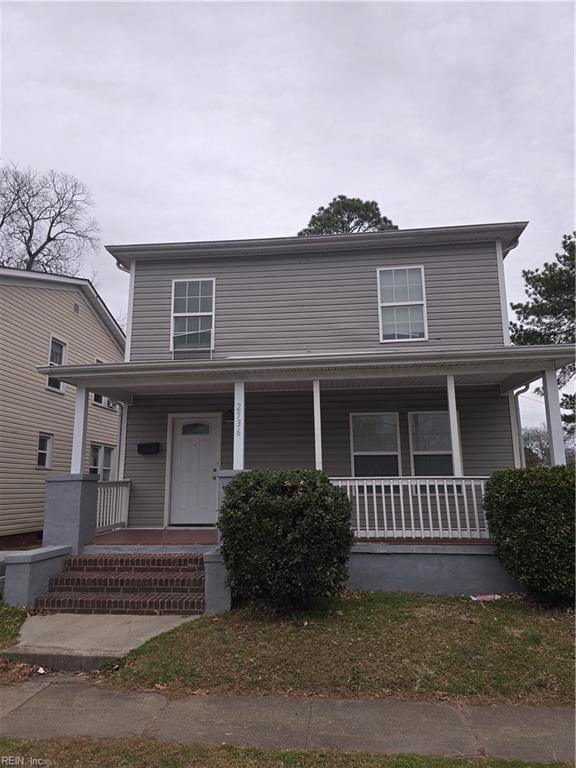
[409,412,453,476]
[171,279,215,351]
[47,337,67,391]
[378,267,427,342]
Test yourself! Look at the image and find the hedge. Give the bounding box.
[483,466,575,599]
[218,469,354,608]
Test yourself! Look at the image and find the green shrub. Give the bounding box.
[218,469,354,608]
[483,466,575,599]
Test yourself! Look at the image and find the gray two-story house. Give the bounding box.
[43,222,571,543]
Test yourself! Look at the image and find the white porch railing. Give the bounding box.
[331,477,490,540]
[96,480,131,531]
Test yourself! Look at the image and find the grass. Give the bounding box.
[0,737,570,768]
[103,591,574,706]
[0,602,35,685]
[0,603,27,649]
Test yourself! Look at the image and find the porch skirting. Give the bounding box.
[347,543,523,595]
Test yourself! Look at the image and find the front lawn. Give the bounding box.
[104,592,574,705]
[0,737,569,768]
[0,602,34,685]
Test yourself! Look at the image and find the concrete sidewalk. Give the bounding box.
[1,614,196,671]
[0,678,573,763]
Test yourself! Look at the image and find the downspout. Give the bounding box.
[514,384,530,468]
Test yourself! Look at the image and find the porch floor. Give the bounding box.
[92,529,492,548]
[92,528,218,546]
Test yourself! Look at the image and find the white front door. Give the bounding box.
[169,415,220,525]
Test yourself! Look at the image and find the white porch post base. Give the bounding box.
[446,374,463,476]
[542,368,566,466]
[70,385,89,474]
[313,379,323,471]
[233,381,245,471]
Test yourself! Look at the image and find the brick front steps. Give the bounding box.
[35,553,206,615]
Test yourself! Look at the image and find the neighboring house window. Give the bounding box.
[378,267,427,342]
[89,444,114,481]
[92,360,117,409]
[47,338,66,391]
[350,413,400,477]
[92,391,115,408]
[409,412,454,476]
[37,433,53,468]
[172,279,215,351]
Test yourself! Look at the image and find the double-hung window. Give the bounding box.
[89,444,114,481]
[350,413,400,477]
[37,433,53,468]
[378,267,427,342]
[172,279,215,351]
[47,338,66,391]
[409,412,454,476]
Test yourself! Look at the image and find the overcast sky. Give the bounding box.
[1,1,573,425]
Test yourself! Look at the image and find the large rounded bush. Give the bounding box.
[483,466,575,599]
[218,469,354,608]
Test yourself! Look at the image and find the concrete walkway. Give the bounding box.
[0,677,572,763]
[1,615,196,671]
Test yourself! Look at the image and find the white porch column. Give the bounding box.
[117,403,128,480]
[446,374,463,476]
[542,368,566,466]
[70,385,89,474]
[313,380,323,471]
[233,381,245,471]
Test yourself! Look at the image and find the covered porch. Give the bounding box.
[42,345,571,542]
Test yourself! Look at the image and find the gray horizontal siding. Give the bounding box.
[129,242,505,361]
[124,385,514,527]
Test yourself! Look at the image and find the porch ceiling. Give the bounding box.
[37,344,573,402]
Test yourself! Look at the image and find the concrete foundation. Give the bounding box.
[347,543,523,595]
[203,548,231,613]
[42,473,98,555]
[3,546,71,609]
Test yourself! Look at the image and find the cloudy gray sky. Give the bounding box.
[1,1,573,425]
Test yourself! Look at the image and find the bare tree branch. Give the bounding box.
[0,164,99,275]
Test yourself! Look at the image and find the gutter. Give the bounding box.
[37,344,574,382]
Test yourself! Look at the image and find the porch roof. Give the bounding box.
[38,344,573,402]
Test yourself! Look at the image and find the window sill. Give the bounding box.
[379,337,428,344]
[91,401,117,412]
[45,385,66,395]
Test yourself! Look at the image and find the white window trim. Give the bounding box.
[46,335,68,393]
[37,432,53,469]
[349,412,402,478]
[89,443,116,481]
[377,265,429,344]
[170,277,216,353]
[408,410,458,476]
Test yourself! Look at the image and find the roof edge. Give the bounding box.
[107,221,529,267]
[37,343,572,380]
[0,266,125,351]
